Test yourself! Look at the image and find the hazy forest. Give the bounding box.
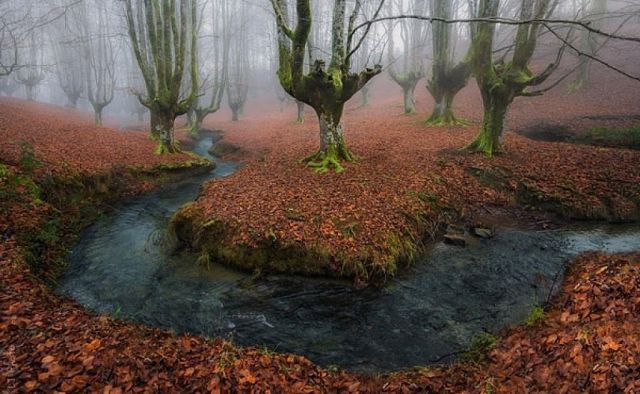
[1,0,640,391]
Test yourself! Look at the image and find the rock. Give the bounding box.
[473,227,494,239]
[444,234,467,247]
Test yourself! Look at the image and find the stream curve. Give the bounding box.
[59,135,640,373]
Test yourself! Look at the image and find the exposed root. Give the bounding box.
[155,140,181,155]
[464,134,503,158]
[425,113,470,127]
[301,144,356,174]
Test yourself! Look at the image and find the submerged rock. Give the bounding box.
[473,227,494,239]
[444,233,467,247]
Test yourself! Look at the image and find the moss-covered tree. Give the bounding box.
[271,0,384,173]
[124,0,199,154]
[466,0,563,156]
[426,0,471,125]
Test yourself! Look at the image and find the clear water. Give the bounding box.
[59,135,640,373]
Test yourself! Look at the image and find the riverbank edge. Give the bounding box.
[3,148,213,285]
[2,140,639,391]
[170,156,640,286]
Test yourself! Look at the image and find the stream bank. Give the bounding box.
[60,134,640,373]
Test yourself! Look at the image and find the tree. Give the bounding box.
[426,0,471,125]
[187,0,228,136]
[465,0,564,156]
[78,1,116,125]
[52,39,85,108]
[569,0,607,91]
[124,0,199,154]
[0,0,19,77]
[271,0,384,173]
[15,32,45,101]
[387,0,427,114]
[0,75,19,96]
[226,0,249,122]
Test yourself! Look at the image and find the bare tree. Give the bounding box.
[15,31,45,101]
[52,37,85,108]
[0,74,20,96]
[569,0,607,91]
[388,0,428,114]
[124,0,199,154]
[271,0,384,173]
[187,0,228,135]
[227,0,249,122]
[78,1,116,125]
[425,0,471,125]
[0,0,19,77]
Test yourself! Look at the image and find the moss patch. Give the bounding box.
[573,125,640,149]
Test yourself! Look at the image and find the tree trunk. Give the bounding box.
[466,97,509,157]
[296,101,305,123]
[94,108,103,126]
[68,96,79,109]
[426,92,465,126]
[361,86,369,107]
[231,107,239,121]
[402,84,417,114]
[188,110,205,137]
[303,107,354,174]
[26,86,34,101]
[151,110,178,154]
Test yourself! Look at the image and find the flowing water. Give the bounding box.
[59,135,640,373]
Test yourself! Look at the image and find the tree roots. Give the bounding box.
[301,144,356,174]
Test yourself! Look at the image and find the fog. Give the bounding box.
[0,0,639,136]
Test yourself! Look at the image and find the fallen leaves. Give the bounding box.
[1,64,640,391]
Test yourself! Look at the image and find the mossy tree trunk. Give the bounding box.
[124,0,199,154]
[401,82,418,114]
[187,108,208,137]
[466,90,511,156]
[151,109,178,154]
[466,0,562,156]
[303,104,355,173]
[271,0,383,173]
[426,0,471,126]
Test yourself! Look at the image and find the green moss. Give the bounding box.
[574,125,640,149]
[463,332,497,363]
[524,306,545,327]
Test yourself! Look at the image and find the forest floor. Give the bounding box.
[176,71,640,285]
[1,64,640,391]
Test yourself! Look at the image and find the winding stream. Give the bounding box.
[60,135,640,373]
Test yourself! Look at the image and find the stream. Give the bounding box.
[59,134,640,373]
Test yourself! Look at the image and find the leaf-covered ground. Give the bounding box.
[2,59,640,391]
[2,239,638,391]
[181,69,640,283]
[0,98,199,176]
